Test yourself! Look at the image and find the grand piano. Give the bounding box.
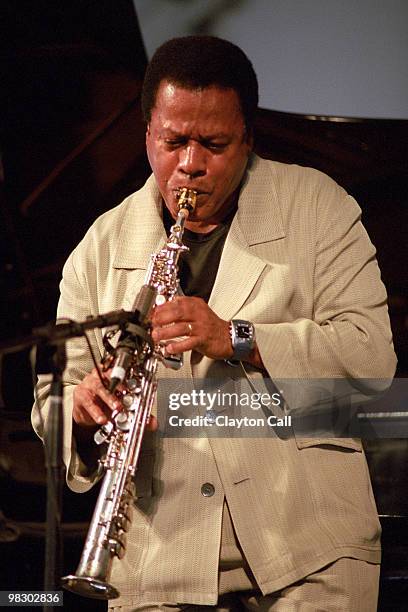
[1,2,407,610]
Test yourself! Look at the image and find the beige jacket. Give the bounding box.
[32,155,396,607]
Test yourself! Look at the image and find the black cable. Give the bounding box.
[83,330,109,389]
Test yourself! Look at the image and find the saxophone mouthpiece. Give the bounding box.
[175,188,197,218]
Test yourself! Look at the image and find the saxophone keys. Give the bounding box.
[94,421,114,445]
[126,377,141,392]
[155,294,167,306]
[122,394,133,408]
[108,533,126,559]
[115,507,132,532]
[115,411,130,431]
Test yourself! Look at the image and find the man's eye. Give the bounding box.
[206,142,227,150]
[165,140,184,148]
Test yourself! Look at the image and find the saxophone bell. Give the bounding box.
[62,575,119,600]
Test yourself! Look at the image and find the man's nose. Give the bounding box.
[178,142,206,178]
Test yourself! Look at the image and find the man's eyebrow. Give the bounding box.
[161,128,185,137]
[161,128,230,140]
[199,133,230,141]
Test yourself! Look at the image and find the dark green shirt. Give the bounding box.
[163,205,236,303]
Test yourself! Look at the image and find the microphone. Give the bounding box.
[109,285,156,392]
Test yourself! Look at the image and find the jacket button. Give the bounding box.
[201,482,215,497]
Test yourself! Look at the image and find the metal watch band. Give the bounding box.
[228,319,255,361]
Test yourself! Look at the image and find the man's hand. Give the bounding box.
[151,296,233,360]
[152,296,265,369]
[73,368,158,439]
[73,367,121,427]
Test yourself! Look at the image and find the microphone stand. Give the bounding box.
[0,309,140,611]
[43,343,66,612]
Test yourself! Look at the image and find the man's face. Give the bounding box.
[146,80,252,231]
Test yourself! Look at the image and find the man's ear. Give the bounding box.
[145,123,151,146]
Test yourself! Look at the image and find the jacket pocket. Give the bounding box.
[294,436,362,452]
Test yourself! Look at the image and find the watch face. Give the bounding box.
[237,324,251,339]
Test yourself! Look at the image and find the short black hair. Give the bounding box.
[141,36,259,132]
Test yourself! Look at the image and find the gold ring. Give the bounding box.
[187,323,193,336]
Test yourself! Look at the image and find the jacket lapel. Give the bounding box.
[113,174,166,271]
[111,175,166,310]
[208,155,286,321]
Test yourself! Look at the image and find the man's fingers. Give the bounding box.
[90,368,122,411]
[73,373,119,426]
[73,389,104,425]
[96,382,121,412]
[147,415,158,431]
[152,321,194,343]
[74,366,161,431]
[74,404,100,427]
[165,338,196,355]
[152,296,201,326]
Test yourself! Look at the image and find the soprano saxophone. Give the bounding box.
[62,188,197,599]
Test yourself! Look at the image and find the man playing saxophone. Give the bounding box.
[33,36,396,611]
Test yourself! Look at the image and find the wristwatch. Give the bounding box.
[228,319,255,362]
